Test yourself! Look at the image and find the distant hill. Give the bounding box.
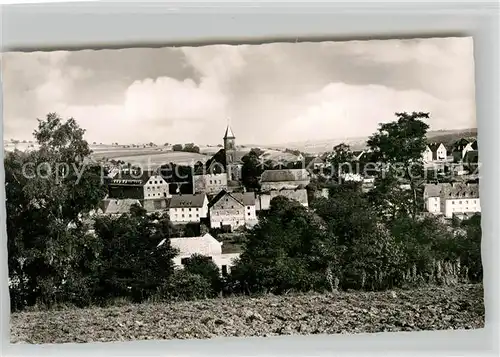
[262,128,478,155]
[425,129,477,148]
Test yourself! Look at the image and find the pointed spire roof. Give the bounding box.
[224,125,235,139]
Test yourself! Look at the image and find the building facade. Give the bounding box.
[423,182,480,218]
[193,173,228,195]
[168,193,208,224]
[208,190,258,230]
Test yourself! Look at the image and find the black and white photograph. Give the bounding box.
[3,37,484,344]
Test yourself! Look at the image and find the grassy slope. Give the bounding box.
[10,284,484,344]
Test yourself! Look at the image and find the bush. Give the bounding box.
[157,270,212,301]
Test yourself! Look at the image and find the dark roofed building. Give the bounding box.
[260,169,310,191]
[169,193,208,209]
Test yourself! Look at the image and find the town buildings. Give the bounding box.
[423,182,480,218]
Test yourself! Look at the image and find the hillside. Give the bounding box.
[11,284,483,344]
[265,128,478,154]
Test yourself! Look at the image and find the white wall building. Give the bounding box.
[423,182,480,218]
[193,173,228,195]
[208,191,258,231]
[159,233,240,275]
[144,174,171,199]
[168,194,208,223]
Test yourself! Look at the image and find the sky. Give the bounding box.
[2,37,476,146]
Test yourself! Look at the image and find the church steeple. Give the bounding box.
[224,125,235,139]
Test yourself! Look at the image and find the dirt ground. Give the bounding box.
[10,284,484,344]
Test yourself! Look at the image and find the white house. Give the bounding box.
[158,233,240,275]
[168,193,208,224]
[143,174,171,199]
[423,143,447,163]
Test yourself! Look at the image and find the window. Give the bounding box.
[221,265,228,276]
[459,201,462,204]
[209,180,212,184]
[182,214,185,218]
[452,201,455,205]
[196,214,199,217]
[189,214,192,218]
[248,212,251,216]
[196,208,199,211]
[219,180,222,184]
[164,192,167,197]
[182,208,184,212]
[189,208,192,211]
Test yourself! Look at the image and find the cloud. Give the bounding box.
[2,37,476,146]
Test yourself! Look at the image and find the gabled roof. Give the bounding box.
[109,170,156,186]
[208,190,256,208]
[261,169,310,182]
[102,199,142,214]
[158,233,222,257]
[443,183,479,198]
[168,194,207,208]
[423,183,451,198]
[141,198,168,212]
[464,150,479,163]
[452,138,471,151]
[269,188,308,205]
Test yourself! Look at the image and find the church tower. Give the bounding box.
[223,124,237,182]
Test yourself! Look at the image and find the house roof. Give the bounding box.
[423,183,451,197]
[102,198,142,215]
[109,170,156,186]
[159,233,222,257]
[261,169,310,182]
[452,138,471,151]
[208,190,256,208]
[464,150,479,163]
[442,183,479,199]
[168,194,207,208]
[141,198,168,212]
[269,188,308,205]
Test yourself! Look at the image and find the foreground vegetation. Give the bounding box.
[10,284,484,343]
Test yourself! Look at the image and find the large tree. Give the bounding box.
[6,113,108,309]
[241,150,264,192]
[93,208,178,303]
[231,197,336,294]
[366,112,430,220]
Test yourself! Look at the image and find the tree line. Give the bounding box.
[5,112,482,311]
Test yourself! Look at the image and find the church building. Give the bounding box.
[193,124,246,195]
